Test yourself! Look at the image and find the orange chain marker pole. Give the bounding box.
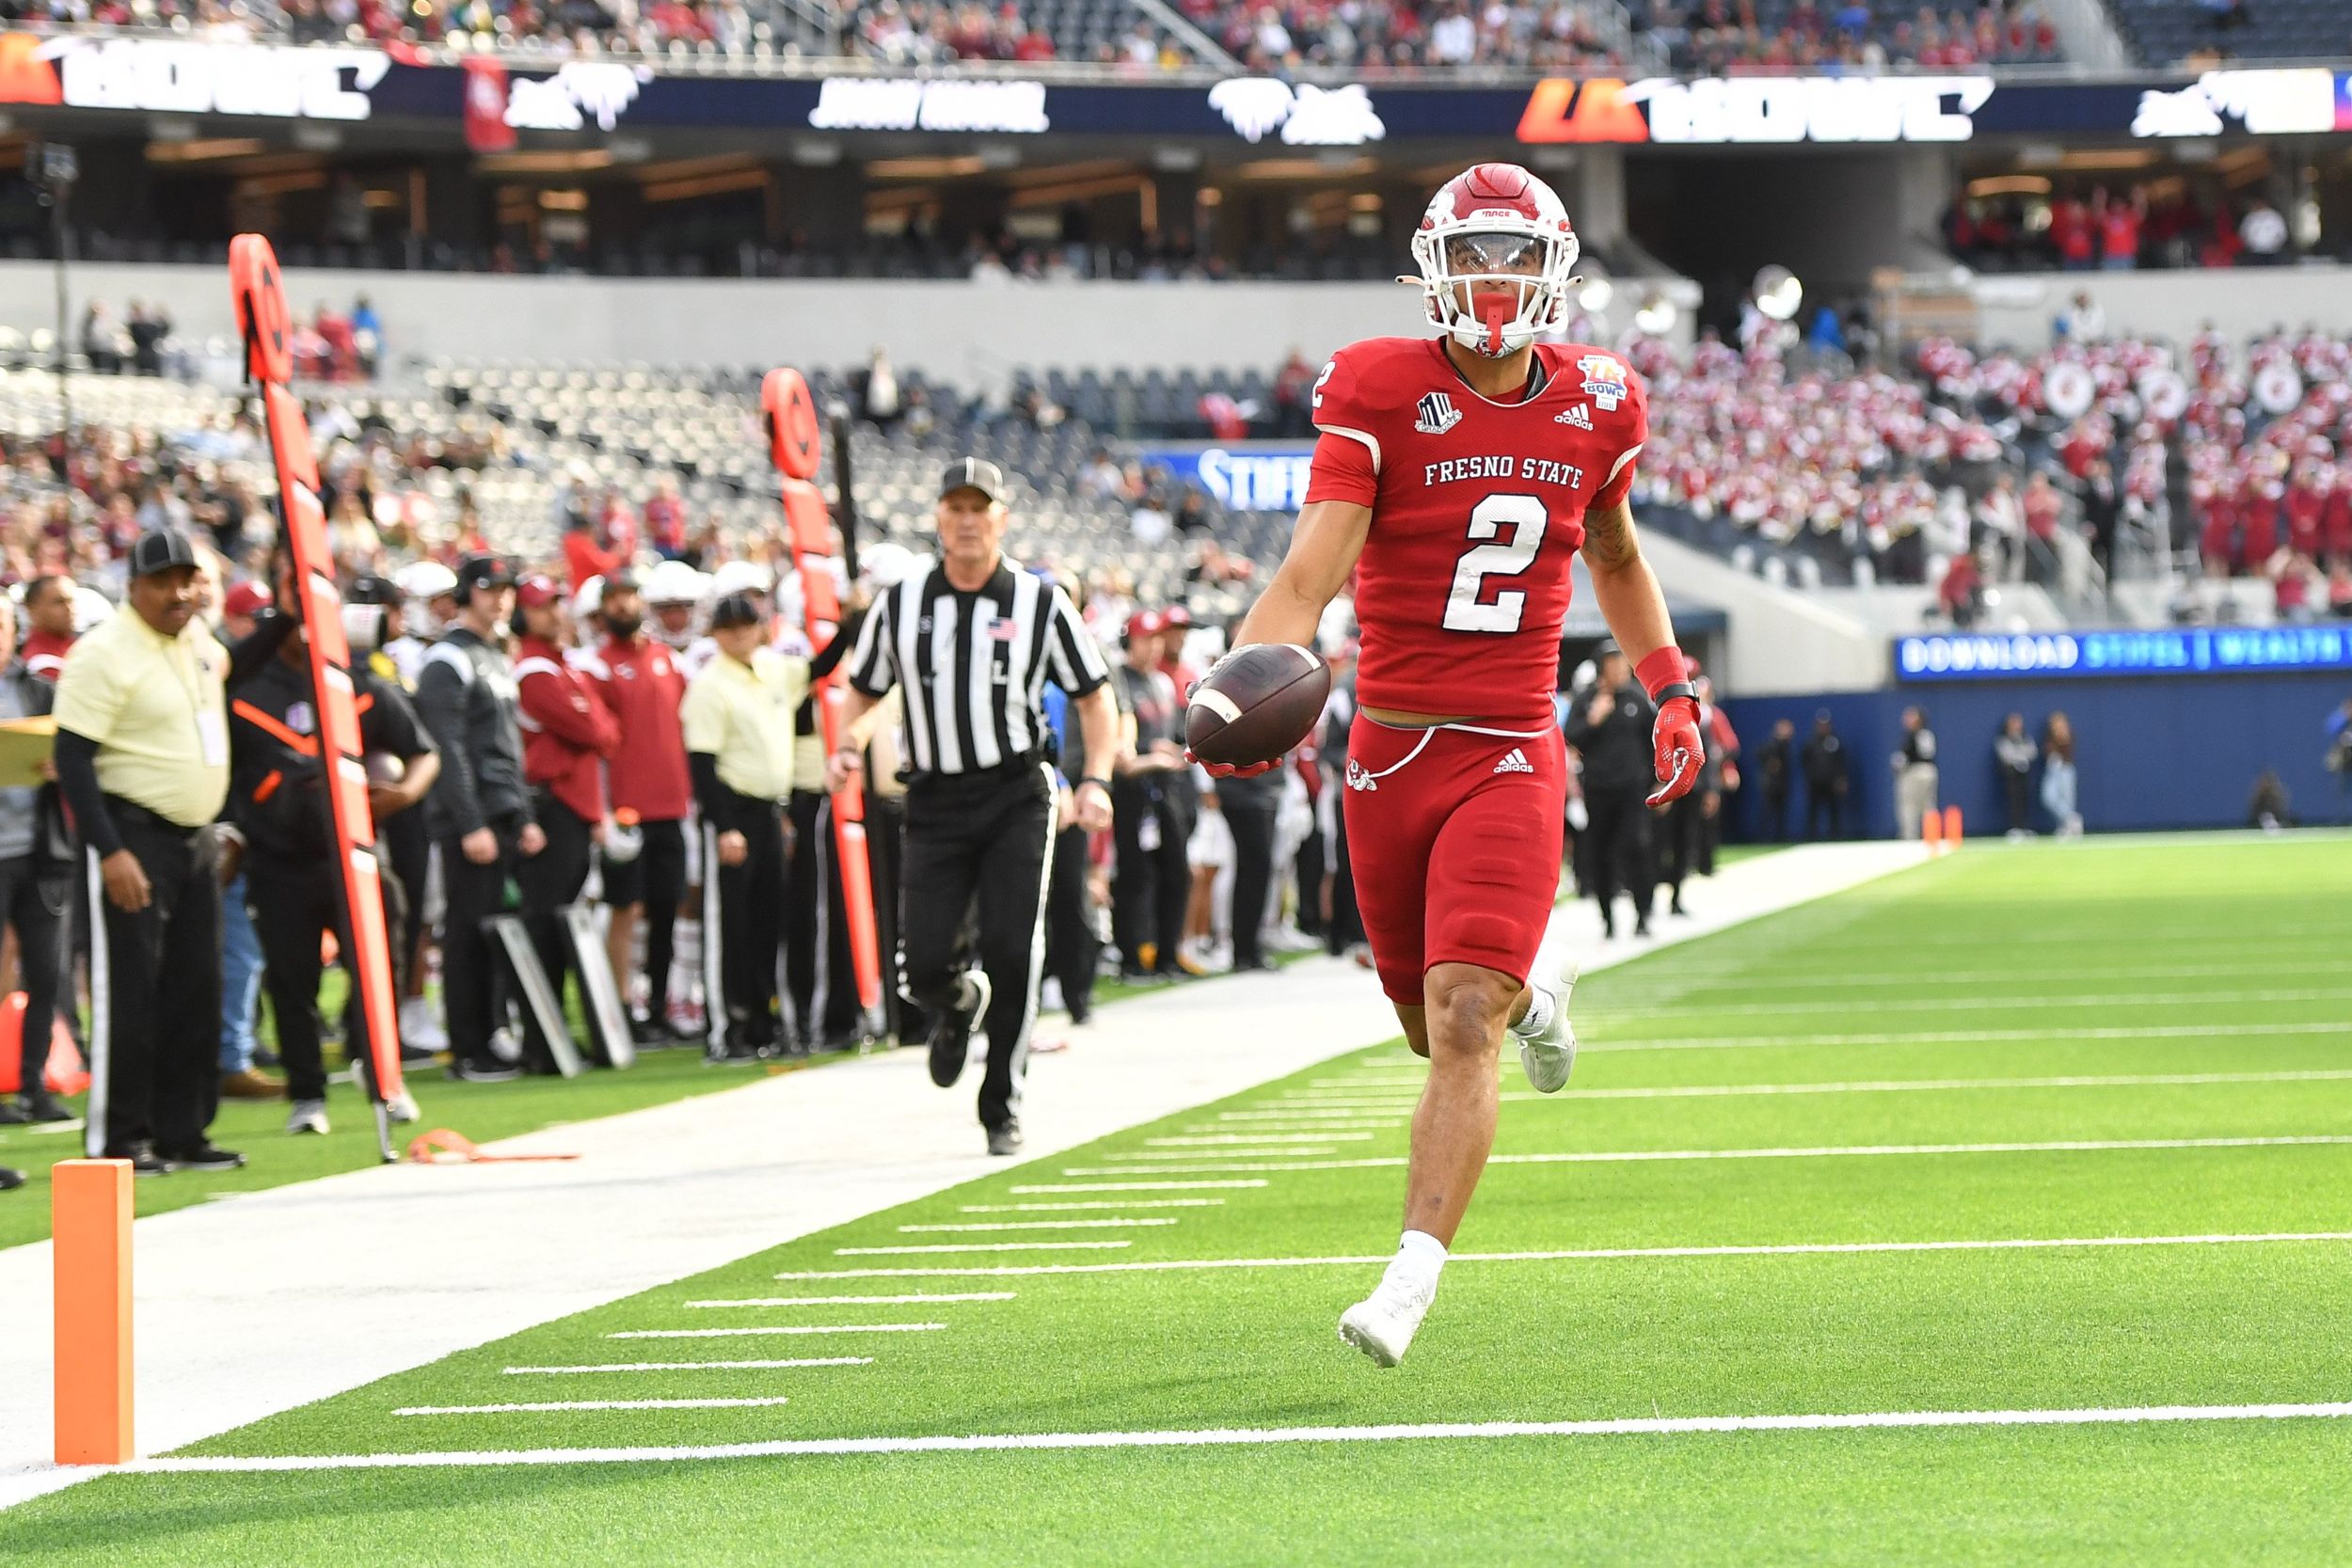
[1942,803,1963,849]
[762,370,883,1028]
[230,236,405,1161]
[53,1158,134,1465]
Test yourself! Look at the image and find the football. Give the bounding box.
[1185,643,1330,768]
[364,752,405,787]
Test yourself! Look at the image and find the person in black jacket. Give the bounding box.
[0,594,74,1126]
[413,554,545,1082]
[1801,710,1850,839]
[1756,718,1794,843]
[1564,643,1658,940]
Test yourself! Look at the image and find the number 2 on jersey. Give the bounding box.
[1442,493,1546,634]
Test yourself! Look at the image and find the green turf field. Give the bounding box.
[13,835,2352,1564]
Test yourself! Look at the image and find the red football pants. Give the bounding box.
[1342,714,1566,1006]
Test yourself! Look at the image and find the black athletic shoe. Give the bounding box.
[103,1142,173,1177]
[628,1012,670,1048]
[449,1059,523,1085]
[0,1165,23,1190]
[157,1141,246,1173]
[929,970,990,1089]
[20,1088,72,1123]
[0,1099,25,1126]
[1633,919,1652,939]
[986,1119,1024,1158]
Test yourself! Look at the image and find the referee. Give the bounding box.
[832,459,1116,1155]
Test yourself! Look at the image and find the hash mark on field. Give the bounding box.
[1221,1108,1407,1120]
[955,1212,1232,1222]
[834,1242,1134,1256]
[1103,1147,1340,1160]
[502,1359,873,1374]
[685,1293,1016,1307]
[1147,1133,1376,1147]
[764,1230,2352,1278]
[608,1324,948,1338]
[1066,1134,2352,1176]
[1584,1021,2352,1053]
[132,1402,2352,1471]
[1580,987,2352,1020]
[1559,1069,2352,1101]
[396,1397,794,1416]
[898,1219,1175,1231]
[1011,1181,1269,1193]
[1653,960,2341,993]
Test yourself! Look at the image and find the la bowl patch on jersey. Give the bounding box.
[1577,354,1629,411]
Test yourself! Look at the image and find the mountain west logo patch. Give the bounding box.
[1414,391,1463,436]
[1576,355,1629,412]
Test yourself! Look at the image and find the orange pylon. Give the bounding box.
[54,1159,135,1464]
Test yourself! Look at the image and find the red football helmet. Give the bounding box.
[1409,163,1580,359]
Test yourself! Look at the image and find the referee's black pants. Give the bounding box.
[786,789,862,1046]
[518,790,595,1068]
[706,792,788,1051]
[900,762,1053,1132]
[246,853,410,1103]
[85,802,220,1159]
[0,851,69,1091]
[438,816,522,1073]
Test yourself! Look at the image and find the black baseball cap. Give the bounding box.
[456,553,516,597]
[345,574,399,606]
[129,529,199,578]
[939,457,1006,503]
[707,590,763,631]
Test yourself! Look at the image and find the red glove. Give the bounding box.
[1646,694,1704,807]
[1186,752,1279,779]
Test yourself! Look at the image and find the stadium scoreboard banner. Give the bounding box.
[1895,627,2352,683]
[3,34,2349,147]
[1137,446,1317,513]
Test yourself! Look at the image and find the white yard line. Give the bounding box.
[1010,1180,1271,1193]
[1648,961,2336,992]
[501,1359,873,1374]
[1186,1122,1404,1134]
[834,1242,1134,1256]
[1221,1107,1409,1120]
[1582,1021,2351,1054]
[104,1400,2352,1472]
[897,1219,1178,1231]
[1068,1134,2352,1176]
[768,1230,2352,1279]
[1146,1133,1377,1146]
[682,1293,1016,1307]
[607,1324,949,1338]
[1554,1069,2352,1101]
[1579,988,2352,1020]
[1102,1148,1343,1161]
[395,1397,794,1416]
[950,1212,1232,1222]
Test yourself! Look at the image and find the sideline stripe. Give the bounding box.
[1067,1134,2352,1177]
[950,1212,1232,1222]
[1010,1181,1267,1193]
[1584,1021,2352,1053]
[835,1242,1132,1256]
[608,1324,948,1338]
[397,1397,793,1416]
[684,1293,1015,1307]
[897,1220,1176,1232]
[503,1360,871,1374]
[1556,1069,2352,1101]
[117,1402,2352,1471]
[768,1230,2352,1279]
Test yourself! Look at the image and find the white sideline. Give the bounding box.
[0,841,1925,1511]
[502,1359,872,1374]
[765,1230,2352,1279]
[99,1401,2352,1472]
[1068,1135,2352,1176]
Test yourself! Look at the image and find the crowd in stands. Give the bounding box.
[1646,0,2059,74]
[1180,0,1623,72]
[1947,185,2302,274]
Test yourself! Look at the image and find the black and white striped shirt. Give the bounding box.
[849,558,1109,777]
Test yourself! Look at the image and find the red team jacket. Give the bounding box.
[22,627,73,683]
[1304,337,1647,722]
[572,633,692,823]
[515,633,621,823]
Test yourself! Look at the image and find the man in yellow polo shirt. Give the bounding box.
[682,590,806,1061]
[53,530,288,1174]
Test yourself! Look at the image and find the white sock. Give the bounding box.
[1511,984,1555,1039]
[956,972,983,1012]
[1385,1228,1448,1294]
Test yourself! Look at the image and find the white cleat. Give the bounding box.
[386,1087,421,1124]
[287,1099,331,1136]
[1512,961,1579,1094]
[1338,1275,1436,1368]
[399,996,450,1054]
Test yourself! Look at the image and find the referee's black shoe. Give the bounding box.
[929,970,991,1088]
[986,1118,1024,1158]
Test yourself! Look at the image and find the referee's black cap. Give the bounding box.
[939,457,1006,504]
[129,528,199,578]
[708,590,764,631]
[345,574,400,606]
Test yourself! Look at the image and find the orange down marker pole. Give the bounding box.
[762,370,883,1022]
[1942,803,1963,847]
[53,1158,134,1465]
[1922,809,1944,850]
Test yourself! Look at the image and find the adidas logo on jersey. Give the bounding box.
[1492,748,1535,776]
[1345,759,1378,792]
[1556,403,1594,431]
[1414,391,1463,436]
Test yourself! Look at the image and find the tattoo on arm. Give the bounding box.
[1581,499,1639,573]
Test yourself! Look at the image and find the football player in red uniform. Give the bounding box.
[1200,163,1703,1365]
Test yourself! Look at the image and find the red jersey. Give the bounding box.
[572,634,691,822]
[21,626,74,682]
[515,634,620,823]
[1305,336,1646,722]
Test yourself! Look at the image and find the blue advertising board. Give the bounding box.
[1136,446,1317,513]
[1895,626,2352,683]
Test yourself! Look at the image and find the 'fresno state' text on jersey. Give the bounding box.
[1304,337,1647,721]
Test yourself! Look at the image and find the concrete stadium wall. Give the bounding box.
[1722,669,2350,839]
[0,261,1698,384]
[1641,533,1891,696]
[1970,264,2352,351]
